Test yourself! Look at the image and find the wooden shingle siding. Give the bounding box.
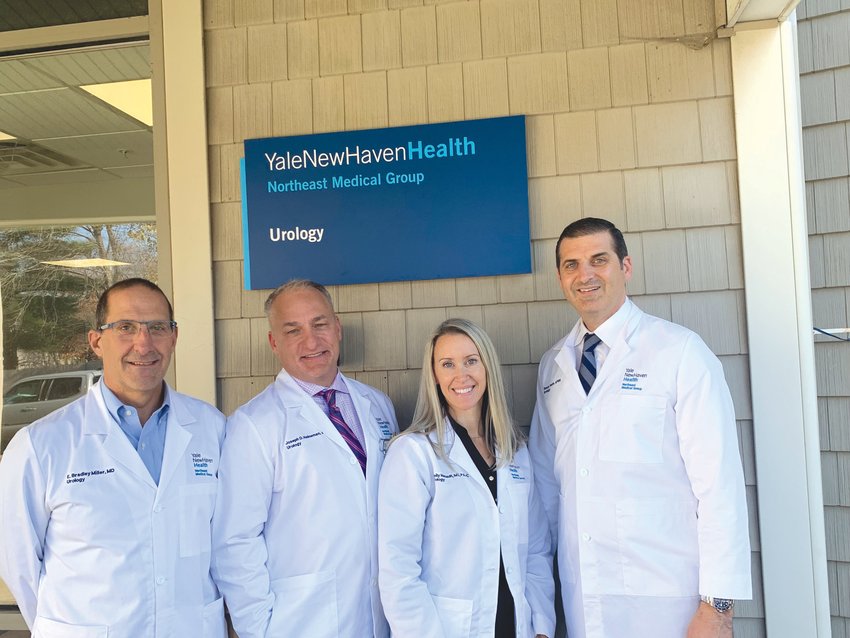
[800,0,850,630]
[203,1,767,632]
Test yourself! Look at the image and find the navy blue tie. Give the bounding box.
[579,333,601,394]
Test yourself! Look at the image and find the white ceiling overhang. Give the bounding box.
[723,0,802,26]
[0,42,153,225]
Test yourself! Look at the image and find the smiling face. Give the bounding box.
[557,230,632,331]
[267,286,342,387]
[88,284,176,413]
[432,332,487,423]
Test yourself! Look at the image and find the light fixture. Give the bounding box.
[0,130,16,141]
[41,258,131,268]
[80,79,152,126]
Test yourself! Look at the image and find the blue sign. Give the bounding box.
[241,116,530,289]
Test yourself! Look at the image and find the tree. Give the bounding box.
[0,223,157,370]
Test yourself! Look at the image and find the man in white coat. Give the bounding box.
[0,278,226,638]
[212,279,398,638]
[528,218,751,638]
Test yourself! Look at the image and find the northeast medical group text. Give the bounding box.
[262,136,476,193]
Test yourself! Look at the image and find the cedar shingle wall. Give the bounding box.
[203,0,765,633]
[799,1,850,635]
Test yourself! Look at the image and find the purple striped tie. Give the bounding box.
[317,389,367,475]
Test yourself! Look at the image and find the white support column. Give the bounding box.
[730,17,830,637]
[148,0,217,404]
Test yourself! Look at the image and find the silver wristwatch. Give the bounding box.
[701,595,734,613]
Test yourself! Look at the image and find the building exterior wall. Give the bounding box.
[798,2,850,636]
[202,0,764,632]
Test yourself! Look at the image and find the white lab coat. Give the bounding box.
[0,382,226,638]
[211,369,398,638]
[528,300,751,638]
[378,425,555,638]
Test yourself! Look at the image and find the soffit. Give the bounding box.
[724,0,802,25]
[0,42,152,188]
[0,0,148,33]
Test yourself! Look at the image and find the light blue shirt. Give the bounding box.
[100,382,170,485]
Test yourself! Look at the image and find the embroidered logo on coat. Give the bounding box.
[621,367,647,391]
[376,417,393,454]
[191,452,215,477]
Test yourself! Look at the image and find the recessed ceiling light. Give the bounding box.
[0,130,16,141]
[41,258,131,268]
[80,79,152,126]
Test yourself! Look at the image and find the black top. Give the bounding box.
[449,417,516,638]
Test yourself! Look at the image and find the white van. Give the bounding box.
[1,370,102,453]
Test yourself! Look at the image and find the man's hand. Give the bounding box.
[686,601,733,638]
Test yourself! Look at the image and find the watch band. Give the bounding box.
[700,595,734,613]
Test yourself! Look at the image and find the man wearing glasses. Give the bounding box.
[0,278,227,638]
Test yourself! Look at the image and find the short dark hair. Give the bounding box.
[555,217,628,269]
[95,278,174,328]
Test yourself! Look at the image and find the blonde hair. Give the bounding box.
[400,318,522,466]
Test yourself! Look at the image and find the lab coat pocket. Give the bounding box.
[32,616,108,638]
[179,482,216,557]
[615,498,699,596]
[599,395,666,463]
[508,484,530,545]
[269,570,338,638]
[202,596,227,637]
[432,595,473,638]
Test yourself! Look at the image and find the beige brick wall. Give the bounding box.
[798,1,850,635]
[203,0,763,632]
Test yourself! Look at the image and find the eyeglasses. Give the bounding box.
[98,319,177,338]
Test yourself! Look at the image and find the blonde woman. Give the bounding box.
[378,318,554,638]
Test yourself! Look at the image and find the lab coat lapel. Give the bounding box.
[495,461,512,512]
[347,378,383,482]
[590,302,639,395]
[275,369,357,459]
[157,395,193,495]
[554,322,584,395]
[445,421,490,496]
[87,387,157,489]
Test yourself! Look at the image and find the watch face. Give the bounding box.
[713,598,734,613]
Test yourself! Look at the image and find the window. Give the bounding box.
[0,26,155,629]
[46,377,83,401]
[3,379,44,405]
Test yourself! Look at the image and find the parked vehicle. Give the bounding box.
[1,370,102,453]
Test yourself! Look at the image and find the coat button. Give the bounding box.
[156,577,166,585]
[579,468,589,477]
[582,533,591,542]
